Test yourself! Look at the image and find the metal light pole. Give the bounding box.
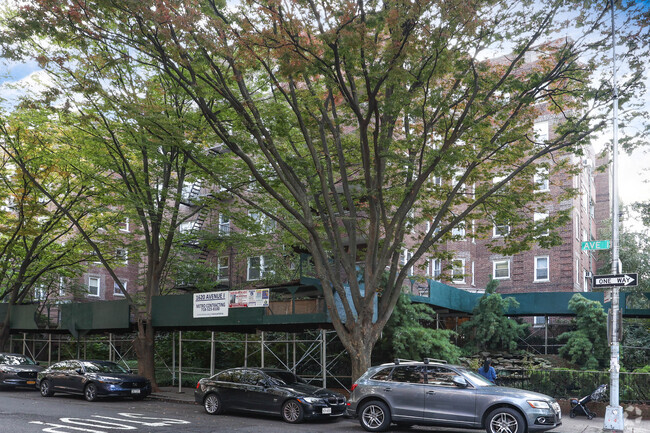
[603,0,624,430]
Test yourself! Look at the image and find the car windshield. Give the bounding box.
[82,361,129,374]
[461,369,496,387]
[265,371,306,386]
[0,354,36,365]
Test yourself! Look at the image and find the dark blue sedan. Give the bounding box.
[37,359,151,401]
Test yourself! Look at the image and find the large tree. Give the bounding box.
[4,0,648,380]
[0,103,108,349]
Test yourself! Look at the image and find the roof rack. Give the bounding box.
[423,358,447,364]
[393,358,418,365]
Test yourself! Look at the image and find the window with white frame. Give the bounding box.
[34,285,47,301]
[582,229,588,244]
[88,277,101,297]
[533,316,546,327]
[119,218,130,232]
[115,248,128,264]
[534,256,549,282]
[59,276,66,296]
[452,259,465,283]
[218,214,230,235]
[217,256,229,281]
[427,258,441,278]
[471,261,475,286]
[179,221,193,234]
[114,280,127,296]
[400,249,414,276]
[493,222,510,237]
[451,223,466,238]
[534,212,549,236]
[576,258,581,287]
[534,121,549,142]
[247,256,265,281]
[493,260,510,280]
[534,167,550,192]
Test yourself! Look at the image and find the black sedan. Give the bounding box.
[195,367,346,423]
[0,352,43,389]
[37,359,151,401]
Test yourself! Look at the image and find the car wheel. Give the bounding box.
[40,380,54,397]
[84,383,98,402]
[359,400,391,432]
[281,400,304,423]
[569,411,576,418]
[204,393,223,415]
[486,407,526,433]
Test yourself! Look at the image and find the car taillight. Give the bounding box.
[350,383,358,392]
[196,381,201,389]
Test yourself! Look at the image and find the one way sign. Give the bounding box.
[593,273,638,288]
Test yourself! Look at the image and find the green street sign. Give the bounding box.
[581,240,611,251]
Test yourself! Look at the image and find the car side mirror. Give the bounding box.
[76,368,84,375]
[257,379,268,387]
[452,376,468,388]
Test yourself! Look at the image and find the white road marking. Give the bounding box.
[29,421,106,433]
[59,419,137,430]
[29,413,191,432]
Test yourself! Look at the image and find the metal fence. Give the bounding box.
[499,368,650,404]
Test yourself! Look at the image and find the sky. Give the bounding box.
[0,3,649,235]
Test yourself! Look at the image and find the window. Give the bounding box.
[115,248,128,264]
[427,258,441,278]
[534,167,550,192]
[179,221,193,234]
[576,258,581,287]
[114,280,127,296]
[119,218,130,232]
[218,214,230,235]
[534,212,549,236]
[493,223,510,238]
[426,366,460,387]
[249,211,274,234]
[534,121,549,142]
[247,256,265,281]
[59,276,66,296]
[400,249,413,276]
[471,261,475,286]
[534,256,549,282]
[582,229,588,244]
[370,368,392,381]
[88,277,100,297]
[217,257,229,281]
[493,260,510,280]
[451,224,465,238]
[390,366,424,384]
[452,259,465,283]
[34,285,47,301]
[534,316,546,327]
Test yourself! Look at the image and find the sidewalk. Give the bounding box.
[148,387,650,433]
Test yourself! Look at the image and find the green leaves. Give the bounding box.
[558,294,608,370]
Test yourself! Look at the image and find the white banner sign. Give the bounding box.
[193,291,229,318]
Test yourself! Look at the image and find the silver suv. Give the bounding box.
[346,359,561,433]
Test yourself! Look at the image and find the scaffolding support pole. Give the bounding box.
[321,329,326,388]
[210,331,215,377]
[178,331,183,393]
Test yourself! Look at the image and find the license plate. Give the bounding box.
[131,389,141,394]
[26,381,36,385]
[322,407,331,414]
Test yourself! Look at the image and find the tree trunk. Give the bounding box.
[133,316,159,392]
[0,322,11,352]
[348,334,374,383]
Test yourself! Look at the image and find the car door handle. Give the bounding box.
[383,388,392,392]
[426,390,435,395]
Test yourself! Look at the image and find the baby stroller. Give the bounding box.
[569,384,607,419]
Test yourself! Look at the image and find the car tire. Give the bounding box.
[84,383,98,402]
[359,400,391,432]
[204,393,223,415]
[281,400,304,423]
[40,380,54,397]
[486,407,526,433]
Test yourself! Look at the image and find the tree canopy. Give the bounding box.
[2,0,648,379]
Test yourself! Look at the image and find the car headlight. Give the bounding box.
[298,397,325,404]
[98,377,122,384]
[528,400,551,409]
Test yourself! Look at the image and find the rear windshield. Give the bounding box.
[0,354,36,365]
[265,371,306,385]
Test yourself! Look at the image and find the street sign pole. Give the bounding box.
[604,0,624,430]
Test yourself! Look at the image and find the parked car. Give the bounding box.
[0,352,43,389]
[195,367,346,423]
[346,359,562,433]
[37,359,151,401]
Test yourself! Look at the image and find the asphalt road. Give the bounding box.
[1,388,649,433]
